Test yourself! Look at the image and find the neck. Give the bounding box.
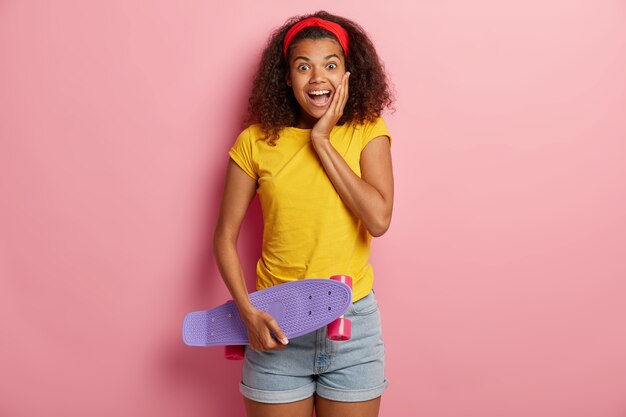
[295,113,317,129]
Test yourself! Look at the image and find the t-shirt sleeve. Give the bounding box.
[228,128,258,180]
[361,116,392,150]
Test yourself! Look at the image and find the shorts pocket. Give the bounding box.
[349,291,379,316]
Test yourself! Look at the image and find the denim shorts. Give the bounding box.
[240,290,387,403]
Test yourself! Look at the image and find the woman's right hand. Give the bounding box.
[241,306,289,352]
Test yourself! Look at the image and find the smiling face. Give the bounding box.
[286,38,347,128]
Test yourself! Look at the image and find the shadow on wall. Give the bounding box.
[156,164,264,416]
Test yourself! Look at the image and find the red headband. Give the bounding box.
[283,17,349,58]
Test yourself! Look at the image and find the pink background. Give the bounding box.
[1,1,625,416]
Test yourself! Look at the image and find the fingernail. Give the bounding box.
[281,338,289,345]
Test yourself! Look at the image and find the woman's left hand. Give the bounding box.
[311,72,350,142]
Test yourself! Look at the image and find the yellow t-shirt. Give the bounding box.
[228,117,391,302]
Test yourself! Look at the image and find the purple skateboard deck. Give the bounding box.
[183,279,352,347]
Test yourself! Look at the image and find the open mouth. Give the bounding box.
[307,90,332,106]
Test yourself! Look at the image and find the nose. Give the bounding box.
[309,67,326,83]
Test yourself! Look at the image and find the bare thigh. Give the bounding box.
[315,396,381,417]
[244,396,314,417]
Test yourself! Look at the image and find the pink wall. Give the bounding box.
[1,1,625,416]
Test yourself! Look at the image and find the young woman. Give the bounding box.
[214,10,394,417]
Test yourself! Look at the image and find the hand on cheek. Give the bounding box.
[311,72,350,142]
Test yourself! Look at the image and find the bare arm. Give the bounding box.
[213,160,288,351]
[311,135,394,237]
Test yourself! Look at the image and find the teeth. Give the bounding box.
[309,90,330,95]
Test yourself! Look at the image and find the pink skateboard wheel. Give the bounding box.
[224,345,245,360]
[327,317,351,341]
[328,275,352,341]
[330,275,353,288]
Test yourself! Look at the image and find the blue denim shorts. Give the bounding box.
[240,290,387,403]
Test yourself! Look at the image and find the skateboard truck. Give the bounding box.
[224,275,353,360]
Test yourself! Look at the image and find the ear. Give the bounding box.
[285,73,292,87]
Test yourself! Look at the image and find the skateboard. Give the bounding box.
[182,275,353,358]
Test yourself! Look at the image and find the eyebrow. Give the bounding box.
[293,54,341,62]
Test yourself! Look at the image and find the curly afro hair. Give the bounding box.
[245,10,394,145]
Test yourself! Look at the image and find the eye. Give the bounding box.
[297,63,310,71]
[327,63,338,69]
